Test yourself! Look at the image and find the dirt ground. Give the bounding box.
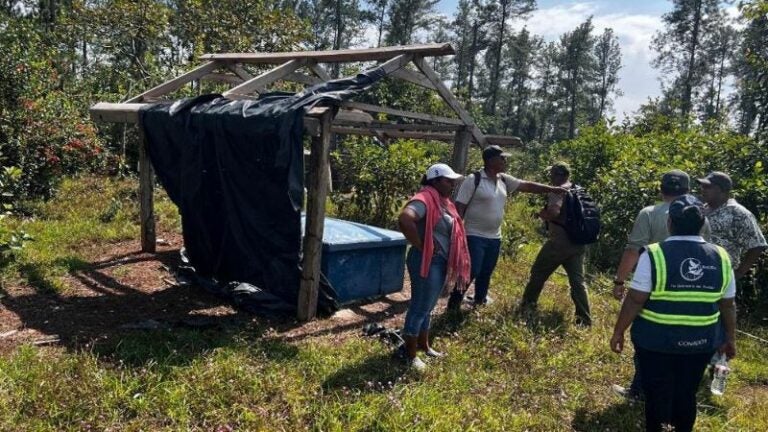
[0,232,438,353]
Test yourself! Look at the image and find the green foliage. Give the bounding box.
[549,122,768,272]
[331,137,449,228]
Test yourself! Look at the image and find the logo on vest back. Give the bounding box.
[681,258,704,281]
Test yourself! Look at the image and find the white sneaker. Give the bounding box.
[410,356,427,372]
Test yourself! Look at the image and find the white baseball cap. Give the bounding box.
[425,163,462,180]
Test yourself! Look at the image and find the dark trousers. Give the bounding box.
[636,347,713,432]
[467,235,502,304]
[521,238,591,324]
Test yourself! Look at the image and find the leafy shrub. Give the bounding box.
[330,137,449,228]
[549,123,768,273]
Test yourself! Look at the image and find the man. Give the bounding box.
[697,171,767,283]
[519,162,591,326]
[453,145,565,307]
[610,194,736,432]
[611,169,702,400]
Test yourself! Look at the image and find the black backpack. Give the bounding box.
[554,184,601,245]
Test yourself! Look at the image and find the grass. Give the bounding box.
[0,176,767,431]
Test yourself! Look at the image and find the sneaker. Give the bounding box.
[424,348,446,358]
[611,384,643,402]
[410,356,427,372]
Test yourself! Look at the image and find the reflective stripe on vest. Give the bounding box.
[638,243,728,326]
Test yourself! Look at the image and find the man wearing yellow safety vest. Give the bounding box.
[610,194,737,432]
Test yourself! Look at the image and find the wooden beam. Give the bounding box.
[201,43,455,64]
[202,73,243,85]
[389,68,436,90]
[223,59,306,99]
[412,56,487,146]
[136,120,156,253]
[377,53,412,76]
[90,102,144,123]
[341,101,463,125]
[284,71,322,86]
[308,62,332,81]
[452,127,471,173]
[298,111,333,321]
[486,135,524,147]
[226,63,254,81]
[127,61,219,103]
[331,126,456,142]
[363,122,462,132]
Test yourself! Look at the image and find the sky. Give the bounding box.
[434,0,675,120]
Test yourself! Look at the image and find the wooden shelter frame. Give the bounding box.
[89,43,521,321]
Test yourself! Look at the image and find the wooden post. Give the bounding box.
[452,127,471,173]
[298,111,333,321]
[137,122,156,253]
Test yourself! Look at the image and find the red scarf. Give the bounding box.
[410,186,471,293]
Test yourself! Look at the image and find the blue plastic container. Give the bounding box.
[302,216,406,304]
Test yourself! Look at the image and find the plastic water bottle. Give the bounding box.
[710,353,730,396]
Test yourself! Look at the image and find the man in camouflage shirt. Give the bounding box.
[697,171,767,279]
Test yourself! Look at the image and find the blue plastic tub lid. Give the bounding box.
[301,215,407,252]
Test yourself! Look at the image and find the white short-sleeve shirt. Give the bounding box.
[455,171,521,239]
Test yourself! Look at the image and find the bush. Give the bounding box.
[330,137,450,228]
[549,123,768,271]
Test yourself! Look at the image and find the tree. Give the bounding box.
[450,0,492,105]
[367,0,389,47]
[651,0,726,120]
[732,0,768,139]
[558,18,596,139]
[500,28,541,138]
[699,23,737,123]
[481,0,535,116]
[592,27,622,122]
[384,0,439,46]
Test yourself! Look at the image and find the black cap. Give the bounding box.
[482,145,512,161]
[696,171,732,192]
[668,194,704,224]
[661,169,690,195]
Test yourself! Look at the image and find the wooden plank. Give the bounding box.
[486,135,523,147]
[377,54,412,76]
[331,126,455,142]
[202,73,244,85]
[284,71,322,85]
[90,102,145,123]
[341,101,463,125]
[452,127,471,173]
[137,121,156,253]
[226,63,255,81]
[201,43,455,64]
[298,111,333,321]
[389,68,436,90]
[127,61,219,103]
[223,59,306,99]
[412,56,487,146]
[308,62,332,81]
[366,122,462,132]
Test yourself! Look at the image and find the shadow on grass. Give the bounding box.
[572,402,643,432]
[322,352,407,393]
[515,308,568,336]
[1,249,264,368]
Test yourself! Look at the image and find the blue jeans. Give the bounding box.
[403,248,447,336]
[467,235,501,304]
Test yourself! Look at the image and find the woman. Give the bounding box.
[398,163,471,371]
[610,194,736,432]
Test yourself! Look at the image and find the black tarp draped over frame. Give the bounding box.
[139,66,387,311]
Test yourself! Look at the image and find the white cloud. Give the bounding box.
[511,2,664,120]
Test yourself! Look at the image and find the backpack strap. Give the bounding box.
[459,170,483,217]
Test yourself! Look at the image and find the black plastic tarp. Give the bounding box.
[139,66,388,312]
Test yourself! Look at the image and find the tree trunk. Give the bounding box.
[682,0,703,119]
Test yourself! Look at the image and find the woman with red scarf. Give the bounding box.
[398,163,471,371]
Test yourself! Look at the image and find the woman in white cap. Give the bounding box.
[398,163,471,371]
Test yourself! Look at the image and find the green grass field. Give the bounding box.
[0,177,766,431]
